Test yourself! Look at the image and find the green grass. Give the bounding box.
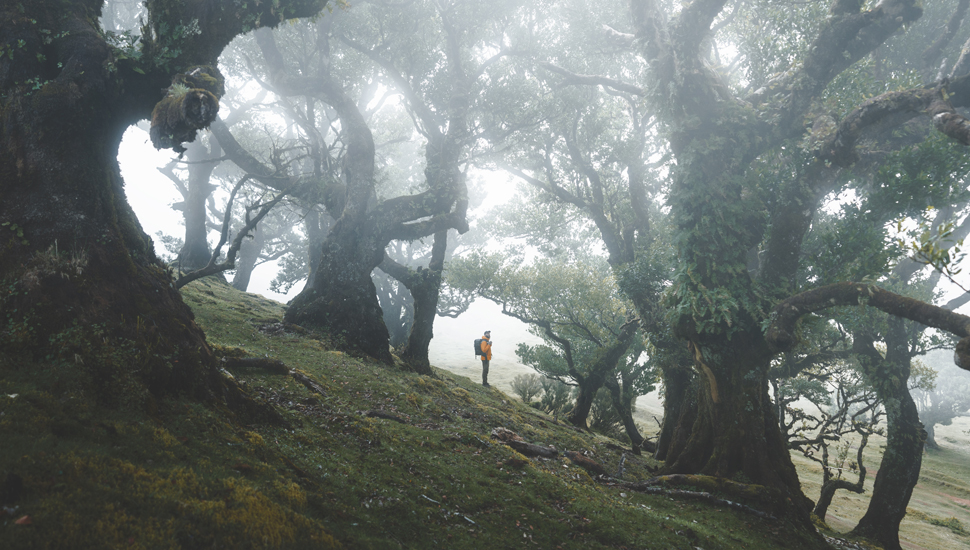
[3,277,963,548]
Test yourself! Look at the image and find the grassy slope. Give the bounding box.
[0,278,962,549]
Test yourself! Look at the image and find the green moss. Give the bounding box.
[928,516,967,535]
[174,65,225,98]
[0,277,836,549]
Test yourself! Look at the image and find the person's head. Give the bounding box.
[484,331,491,338]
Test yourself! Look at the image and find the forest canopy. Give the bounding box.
[5,0,970,549]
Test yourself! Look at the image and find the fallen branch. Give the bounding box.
[290,369,328,395]
[565,451,608,476]
[490,427,558,458]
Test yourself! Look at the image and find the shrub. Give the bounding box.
[511,373,543,403]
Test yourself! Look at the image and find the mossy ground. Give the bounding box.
[4,277,948,549]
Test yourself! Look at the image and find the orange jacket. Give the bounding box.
[479,337,492,361]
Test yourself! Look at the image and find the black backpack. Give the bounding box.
[474,338,483,356]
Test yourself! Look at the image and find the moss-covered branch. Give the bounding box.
[766,282,970,369]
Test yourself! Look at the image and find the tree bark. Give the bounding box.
[604,373,645,451]
[232,223,264,291]
[378,230,450,374]
[177,139,220,269]
[0,0,326,405]
[303,206,327,288]
[654,364,694,462]
[849,329,926,550]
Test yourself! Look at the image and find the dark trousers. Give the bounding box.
[481,359,489,384]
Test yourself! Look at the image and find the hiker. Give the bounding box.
[479,331,492,387]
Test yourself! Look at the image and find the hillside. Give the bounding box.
[0,278,966,549]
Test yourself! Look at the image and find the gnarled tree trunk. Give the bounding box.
[849,328,926,550]
[660,336,813,518]
[378,230,450,374]
[232,223,264,291]
[0,0,326,404]
[286,215,393,362]
[176,139,221,270]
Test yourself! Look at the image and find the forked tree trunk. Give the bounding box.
[285,217,392,363]
[398,230,449,374]
[814,432,868,522]
[567,320,641,429]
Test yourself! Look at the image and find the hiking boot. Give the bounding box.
[483,382,490,387]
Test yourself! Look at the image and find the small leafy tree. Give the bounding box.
[510,373,543,404]
[448,252,645,429]
[536,377,573,417]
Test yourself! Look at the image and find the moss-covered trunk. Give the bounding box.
[0,0,328,412]
[398,231,449,375]
[0,1,216,403]
[663,336,814,518]
[850,329,926,550]
[285,217,392,363]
